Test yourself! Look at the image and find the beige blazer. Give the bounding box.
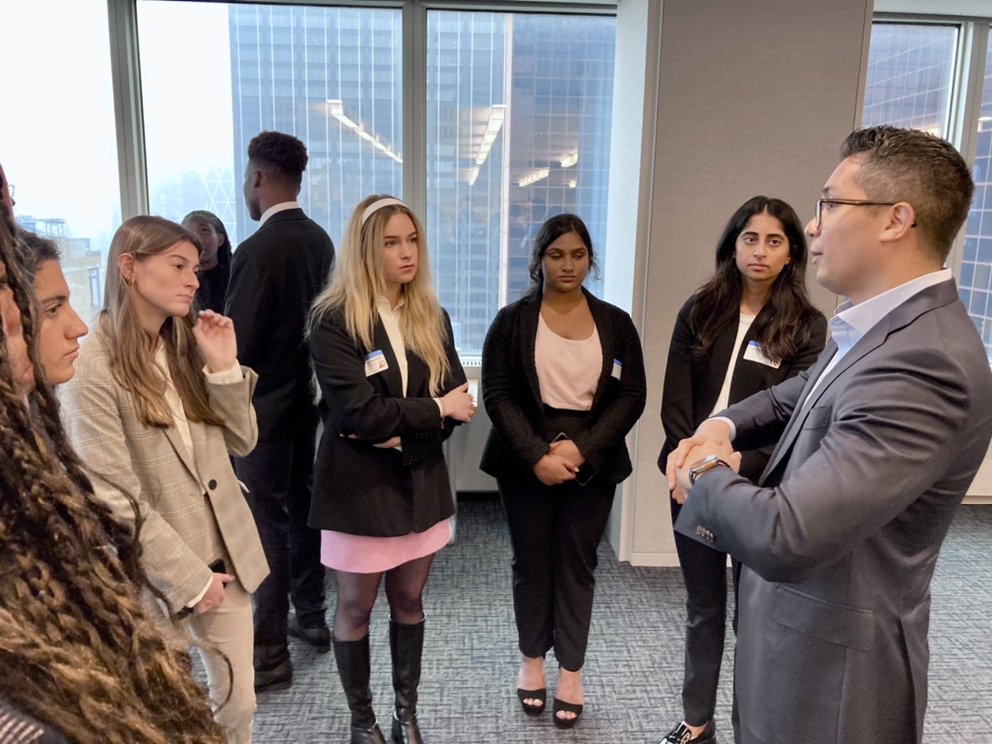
[60,330,269,612]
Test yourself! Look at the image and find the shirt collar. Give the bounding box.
[376,295,405,315]
[259,200,300,226]
[829,269,951,357]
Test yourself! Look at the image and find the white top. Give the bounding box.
[258,200,300,226]
[535,313,602,411]
[377,296,409,396]
[708,312,755,417]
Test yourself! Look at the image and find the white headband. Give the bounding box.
[361,197,406,226]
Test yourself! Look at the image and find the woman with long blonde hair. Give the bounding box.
[309,195,474,744]
[0,211,226,743]
[59,215,269,743]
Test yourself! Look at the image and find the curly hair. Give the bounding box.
[247,130,308,186]
[0,213,225,743]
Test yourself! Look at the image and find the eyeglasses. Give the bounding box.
[814,197,906,231]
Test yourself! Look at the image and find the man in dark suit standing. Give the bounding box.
[667,126,992,744]
[226,131,335,692]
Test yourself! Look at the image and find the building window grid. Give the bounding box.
[864,21,992,362]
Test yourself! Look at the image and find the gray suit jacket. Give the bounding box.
[675,280,992,744]
[59,331,270,612]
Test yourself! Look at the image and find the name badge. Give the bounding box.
[611,358,623,380]
[743,340,781,369]
[364,350,389,377]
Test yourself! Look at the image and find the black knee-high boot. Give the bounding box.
[333,635,387,744]
[389,618,425,744]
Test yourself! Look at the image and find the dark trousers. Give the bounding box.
[670,497,740,727]
[236,423,326,669]
[499,473,615,671]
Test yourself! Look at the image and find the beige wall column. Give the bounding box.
[610,0,873,565]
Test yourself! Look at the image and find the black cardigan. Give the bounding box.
[308,307,466,536]
[480,288,646,484]
[657,294,827,480]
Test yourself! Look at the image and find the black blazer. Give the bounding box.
[225,208,335,442]
[480,288,646,484]
[658,294,827,480]
[308,308,466,536]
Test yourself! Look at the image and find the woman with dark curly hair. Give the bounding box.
[0,210,227,743]
[657,196,827,744]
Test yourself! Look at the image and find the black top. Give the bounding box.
[480,288,646,484]
[195,261,230,314]
[658,294,827,480]
[309,307,466,536]
[225,208,335,442]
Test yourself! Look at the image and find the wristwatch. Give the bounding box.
[688,454,730,485]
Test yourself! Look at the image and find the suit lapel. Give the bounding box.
[520,296,544,407]
[371,319,406,398]
[586,292,614,412]
[162,424,200,483]
[761,279,960,481]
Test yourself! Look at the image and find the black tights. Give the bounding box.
[333,554,435,641]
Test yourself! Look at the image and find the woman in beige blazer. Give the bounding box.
[60,216,269,744]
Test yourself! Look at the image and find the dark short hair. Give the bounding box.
[247,131,308,187]
[841,125,973,261]
[527,213,598,292]
[15,229,61,279]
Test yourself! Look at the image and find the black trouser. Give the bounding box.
[499,408,615,671]
[236,423,326,669]
[670,497,740,727]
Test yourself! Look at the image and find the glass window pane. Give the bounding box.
[426,11,617,358]
[2,1,121,324]
[961,26,992,364]
[862,23,957,136]
[137,1,402,249]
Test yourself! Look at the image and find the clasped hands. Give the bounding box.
[666,419,742,504]
[533,437,584,486]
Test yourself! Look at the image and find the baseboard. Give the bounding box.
[627,551,681,567]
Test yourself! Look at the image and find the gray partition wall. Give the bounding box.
[606,0,873,566]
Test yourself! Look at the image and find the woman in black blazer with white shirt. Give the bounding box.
[481,213,646,729]
[657,196,826,744]
[309,195,474,744]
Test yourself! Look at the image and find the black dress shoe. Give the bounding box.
[289,617,331,653]
[254,658,293,693]
[661,720,716,744]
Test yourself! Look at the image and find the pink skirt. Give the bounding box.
[321,518,452,574]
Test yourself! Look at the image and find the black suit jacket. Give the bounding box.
[308,308,466,536]
[479,289,646,484]
[225,208,335,442]
[658,294,827,481]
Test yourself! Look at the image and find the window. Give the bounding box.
[864,20,992,363]
[2,1,121,322]
[137,1,403,249]
[960,28,992,359]
[426,10,616,357]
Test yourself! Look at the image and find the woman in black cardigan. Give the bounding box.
[481,213,646,729]
[309,195,474,744]
[657,196,826,744]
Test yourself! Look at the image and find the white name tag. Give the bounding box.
[611,358,623,380]
[743,340,780,369]
[364,350,389,377]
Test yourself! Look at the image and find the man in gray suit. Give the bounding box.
[666,125,992,744]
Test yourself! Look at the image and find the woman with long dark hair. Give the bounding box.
[657,196,827,744]
[480,213,646,729]
[182,210,233,313]
[0,212,227,743]
[309,195,473,744]
[59,215,269,743]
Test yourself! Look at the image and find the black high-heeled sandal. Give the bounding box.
[552,698,584,729]
[516,688,547,716]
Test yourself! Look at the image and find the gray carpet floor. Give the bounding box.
[243,497,992,743]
